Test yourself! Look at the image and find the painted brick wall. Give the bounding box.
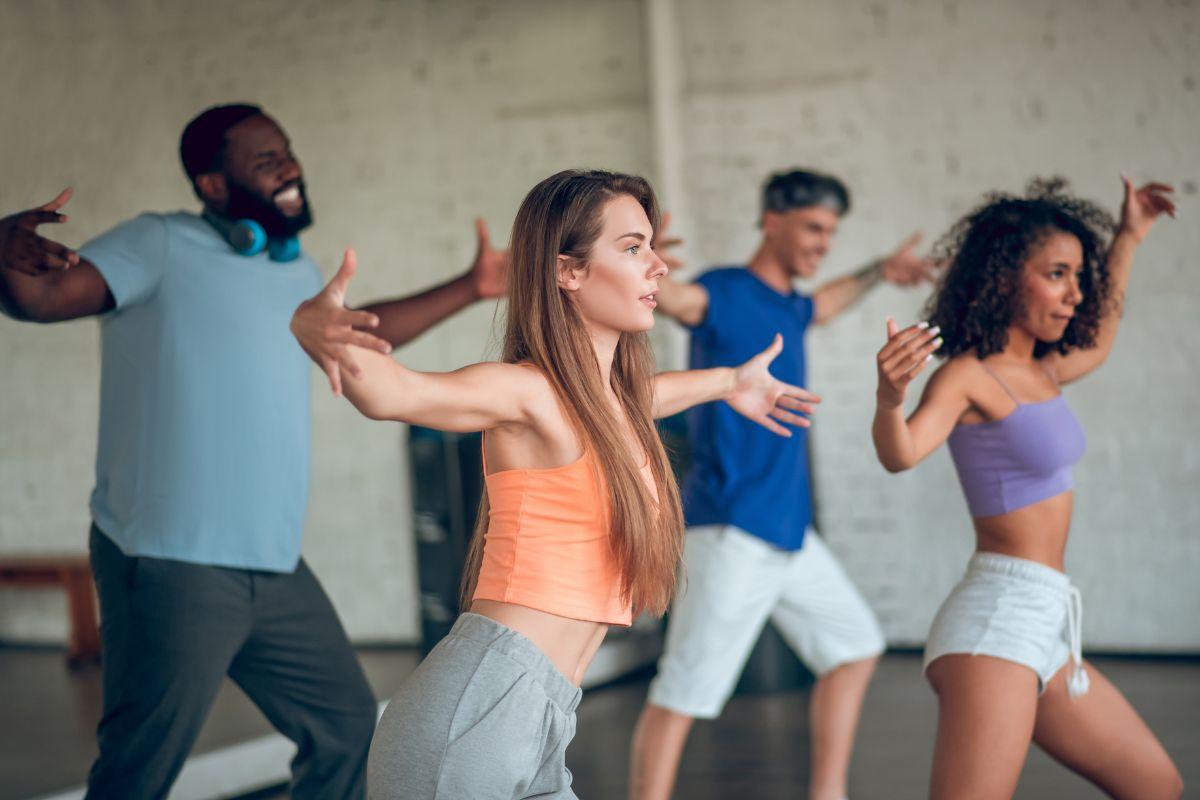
[673,0,1199,649]
[2,0,1196,650]
[0,0,652,643]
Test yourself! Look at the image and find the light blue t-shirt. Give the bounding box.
[80,212,322,572]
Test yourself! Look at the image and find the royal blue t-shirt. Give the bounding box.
[682,267,815,551]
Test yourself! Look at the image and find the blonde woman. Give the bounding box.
[291,169,820,799]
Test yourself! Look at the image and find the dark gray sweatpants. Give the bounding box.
[85,525,377,800]
[368,613,583,799]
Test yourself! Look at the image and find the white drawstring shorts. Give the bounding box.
[924,551,1089,697]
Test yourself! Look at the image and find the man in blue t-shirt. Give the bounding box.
[630,169,935,800]
[0,105,509,799]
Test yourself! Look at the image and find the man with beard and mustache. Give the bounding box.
[628,169,936,800]
[0,104,509,799]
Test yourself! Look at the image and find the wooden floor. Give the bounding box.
[2,648,1196,799]
[570,653,1200,798]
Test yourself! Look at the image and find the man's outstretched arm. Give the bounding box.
[812,232,935,324]
[649,212,709,328]
[360,218,509,349]
[0,188,114,323]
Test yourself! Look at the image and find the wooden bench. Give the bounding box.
[0,556,101,667]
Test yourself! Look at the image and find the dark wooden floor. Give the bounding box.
[570,653,1200,799]
[2,648,1196,799]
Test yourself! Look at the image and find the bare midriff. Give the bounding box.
[469,599,609,686]
[971,490,1073,571]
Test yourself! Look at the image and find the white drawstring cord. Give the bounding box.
[1066,585,1090,698]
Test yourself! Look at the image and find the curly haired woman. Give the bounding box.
[871,176,1181,799]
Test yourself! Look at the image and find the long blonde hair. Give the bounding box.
[461,169,685,616]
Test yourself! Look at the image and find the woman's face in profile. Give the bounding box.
[562,195,669,336]
[1015,230,1085,343]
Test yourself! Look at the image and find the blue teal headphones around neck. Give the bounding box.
[202,210,300,262]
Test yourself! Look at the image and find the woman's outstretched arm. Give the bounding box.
[652,333,821,437]
[1048,177,1175,384]
[292,249,542,432]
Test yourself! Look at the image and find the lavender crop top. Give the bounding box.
[947,363,1086,518]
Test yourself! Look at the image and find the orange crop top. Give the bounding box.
[472,438,656,627]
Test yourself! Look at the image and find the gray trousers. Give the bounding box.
[368,613,583,799]
[85,525,377,800]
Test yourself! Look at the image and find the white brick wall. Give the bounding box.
[1,0,1196,649]
[0,0,652,643]
[673,0,1200,650]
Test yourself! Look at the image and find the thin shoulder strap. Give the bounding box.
[978,362,1021,405]
[480,430,489,474]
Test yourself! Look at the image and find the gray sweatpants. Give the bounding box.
[368,613,583,799]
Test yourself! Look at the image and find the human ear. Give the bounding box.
[195,173,229,208]
[556,253,584,292]
[761,211,781,238]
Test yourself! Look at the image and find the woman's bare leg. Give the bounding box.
[1032,660,1183,799]
[926,654,1039,800]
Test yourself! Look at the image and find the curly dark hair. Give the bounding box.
[925,177,1116,360]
